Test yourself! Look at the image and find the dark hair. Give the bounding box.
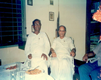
[32,19,41,26]
[58,25,66,31]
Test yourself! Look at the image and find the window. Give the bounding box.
[0,0,26,47]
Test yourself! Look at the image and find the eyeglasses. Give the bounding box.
[34,23,40,26]
[59,30,65,32]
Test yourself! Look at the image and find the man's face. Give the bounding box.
[33,21,41,32]
[58,26,66,37]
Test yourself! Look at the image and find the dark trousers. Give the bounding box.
[78,61,101,80]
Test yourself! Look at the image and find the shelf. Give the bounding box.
[89,0,100,51]
[90,21,99,23]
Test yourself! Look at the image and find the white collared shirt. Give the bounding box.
[25,32,50,59]
[51,37,75,56]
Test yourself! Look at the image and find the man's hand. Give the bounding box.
[41,53,48,60]
[70,48,76,57]
[51,52,57,57]
[28,54,32,59]
[82,54,88,62]
[50,48,57,57]
[70,51,75,57]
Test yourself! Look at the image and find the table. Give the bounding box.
[0,62,54,80]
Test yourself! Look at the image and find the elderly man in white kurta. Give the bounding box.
[50,25,76,80]
[25,19,50,74]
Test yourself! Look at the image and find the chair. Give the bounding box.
[0,59,1,66]
[86,55,97,63]
[73,59,86,80]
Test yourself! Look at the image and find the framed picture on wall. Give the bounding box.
[49,12,54,21]
[50,0,53,5]
[27,0,33,6]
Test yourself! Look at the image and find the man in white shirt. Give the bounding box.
[25,19,50,74]
[50,25,76,80]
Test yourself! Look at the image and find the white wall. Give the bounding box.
[26,0,59,43]
[26,0,86,60]
[0,0,86,65]
[0,46,26,65]
[59,0,86,60]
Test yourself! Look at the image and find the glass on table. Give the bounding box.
[16,62,22,71]
[21,60,31,71]
[17,71,25,80]
[10,70,17,80]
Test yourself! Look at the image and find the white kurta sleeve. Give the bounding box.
[69,38,75,50]
[25,35,31,59]
[51,39,57,50]
[43,33,50,56]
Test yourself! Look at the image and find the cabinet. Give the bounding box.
[86,0,100,52]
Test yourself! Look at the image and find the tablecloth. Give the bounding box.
[0,62,54,80]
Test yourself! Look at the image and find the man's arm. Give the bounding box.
[69,38,76,57]
[83,43,101,62]
[50,38,57,57]
[83,51,95,62]
[70,48,76,57]
[50,48,55,53]
[87,51,95,57]
[50,48,57,57]
[25,35,32,59]
[41,33,50,60]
